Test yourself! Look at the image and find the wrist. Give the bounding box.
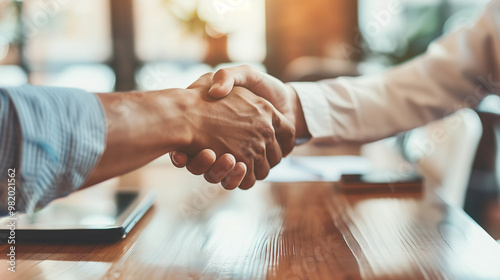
[286,84,311,138]
[154,89,195,151]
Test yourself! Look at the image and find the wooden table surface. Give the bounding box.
[2,163,500,280]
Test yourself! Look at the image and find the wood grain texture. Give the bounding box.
[1,163,500,280]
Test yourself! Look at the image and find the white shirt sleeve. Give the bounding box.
[289,0,500,143]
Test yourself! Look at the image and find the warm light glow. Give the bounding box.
[134,0,265,63]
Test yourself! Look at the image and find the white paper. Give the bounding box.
[264,156,372,182]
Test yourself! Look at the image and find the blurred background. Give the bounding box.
[0,0,491,92]
[1,0,499,238]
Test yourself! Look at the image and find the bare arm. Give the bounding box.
[83,89,190,187]
[84,73,295,190]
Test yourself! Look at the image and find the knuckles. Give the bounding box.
[259,125,276,144]
[253,143,266,157]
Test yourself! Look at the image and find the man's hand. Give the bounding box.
[208,65,309,137]
[171,66,310,188]
[174,73,295,190]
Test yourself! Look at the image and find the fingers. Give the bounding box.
[170,151,189,168]
[272,109,296,157]
[238,160,256,190]
[185,149,217,175]
[209,67,237,98]
[177,150,247,189]
[221,162,246,190]
[208,75,234,99]
[188,72,214,90]
[204,154,237,184]
[209,67,296,156]
[183,67,293,189]
[254,157,271,181]
[253,126,276,180]
[253,144,271,181]
[266,134,283,168]
[209,65,262,99]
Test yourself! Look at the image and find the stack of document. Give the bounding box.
[264,156,372,182]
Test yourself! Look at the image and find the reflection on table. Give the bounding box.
[1,161,499,280]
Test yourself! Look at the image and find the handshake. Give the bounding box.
[167,65,311,190]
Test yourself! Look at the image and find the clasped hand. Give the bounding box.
[173,71,297,190]
[172,66,309,190]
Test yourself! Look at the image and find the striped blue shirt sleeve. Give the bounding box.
[0,85,106,215]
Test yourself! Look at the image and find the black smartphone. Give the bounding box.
[0,187,156,242]
[338,171,423,192]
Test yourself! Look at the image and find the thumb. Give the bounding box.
[208,69,236,99]
[170,151,189,168]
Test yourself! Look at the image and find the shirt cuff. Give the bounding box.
[288,82,335,139]
[4,85,106,213]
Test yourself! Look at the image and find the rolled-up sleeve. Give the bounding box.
[0,85,106,214]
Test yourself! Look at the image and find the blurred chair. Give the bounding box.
[464,95,500,239]
[399,109,483,208]
[398,96,500,240]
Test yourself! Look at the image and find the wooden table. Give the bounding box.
[2,162,500,280]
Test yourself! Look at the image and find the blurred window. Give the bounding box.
[358,0,490,65]
[24,0,112,66]
[0,0,114,91]
[134,0,266,63]
[134,0,266,90]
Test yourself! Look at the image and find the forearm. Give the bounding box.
[83,89,191,187]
